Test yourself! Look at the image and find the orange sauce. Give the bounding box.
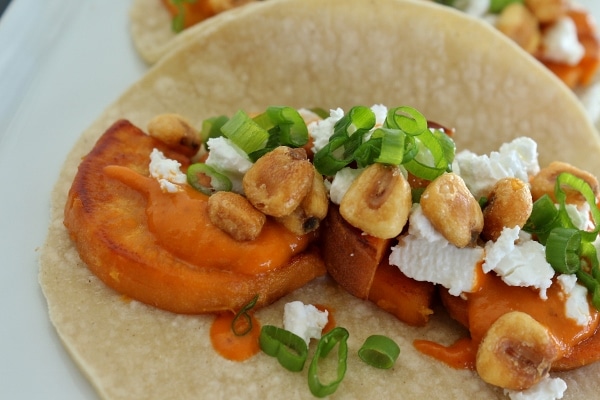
[105,165,311,275]
[160,0,217,30]
[209,312,261,361]
[415,273,600,369]
[315,304,336,334]
[414,337,476,370]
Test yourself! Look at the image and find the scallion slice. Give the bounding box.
[201,115,229,147]
[259,325,308,372]
[358,335,400,369]
[231,294,259,336]
[545,228,582,274]
[524,172,600,309]
[186,163,232,195]
[307,327,349,398]
[220,110,269,155]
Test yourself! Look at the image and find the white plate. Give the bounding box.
[0,1,145,398]
[0,1,598,399]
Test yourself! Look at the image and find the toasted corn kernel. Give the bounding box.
[530,161,599,205]
[496,3,542,54]
[476,311,559,390]
[525,0,567,24]
[207,191,266,241]
[276,170,329,235]
[147,113,201,157]
[339,163,412,239]
[482,178,533,242]
[243,146,314,217]
[420,173,483,248]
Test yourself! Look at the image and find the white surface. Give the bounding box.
[0,1,146,399]
[0,1,599,399]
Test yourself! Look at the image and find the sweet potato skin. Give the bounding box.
[321,205,391,299]
[321,205,435,326]
[64,120,326,314]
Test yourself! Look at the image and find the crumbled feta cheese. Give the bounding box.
[205,137,253,193]
[329,167,364,205]
[483,227,554,299]
[149,148,187,193]
[557,274,593,326]
[283,301,329,345]
[541,16,585,66]
[505,375,567,400]
[565,202,593,231]
[453,137,539,199]
[389,205,485,296]
[309,107,345,154]
[371,104,388,127]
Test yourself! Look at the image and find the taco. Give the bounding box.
[40,0,600,398]
[129,0,260,64]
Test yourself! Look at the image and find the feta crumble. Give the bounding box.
[149,148,187,193]
[204,136,253,193]
[505,375,567,400]
[309,107,344,154]
[557,274,593,326]
[541,16,585,66]
[453,137,539,199]
[389,205,485,296]
[283,301,329,345]
[483,227,554,299]
[329,167,364,205]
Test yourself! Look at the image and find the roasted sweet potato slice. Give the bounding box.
[64,120,326,314]
[321,204,435,326]
[368,259,435,327]
[321,205,391,299]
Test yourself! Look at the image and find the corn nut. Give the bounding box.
[207,191,266,241]
[496,3,542,54]
[476,311,558,390]
[524,0,567,24]
[482,178,533,242]
[147,113,201,157]
[420,173,483,248]
[339,163,412,239]
[530,161,599,206]
[276,170,329,235]
[243,146,315,218]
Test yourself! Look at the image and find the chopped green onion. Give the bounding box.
[383,106,428,136]
[186,163,232,195]
[309,107,329,119]
[358,335,400,369]
[169,0,197,33]
[308,327,349,398]
[313,105,454,179]
[524,172,600,309]
[523,194,561,244]
[253,106,309,148]
[231,294,259,336]
[220,110,269,155]
[545,228,581,274]
[259,325,308,372]
[201,115,229,147]
[489,0,523,14]
[313,136,356,176]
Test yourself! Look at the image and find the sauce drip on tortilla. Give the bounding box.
[414,273,600,369]
[105,165,311,275]
[210,312,261,361]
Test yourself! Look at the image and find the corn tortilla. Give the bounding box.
[41,0,600,398]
